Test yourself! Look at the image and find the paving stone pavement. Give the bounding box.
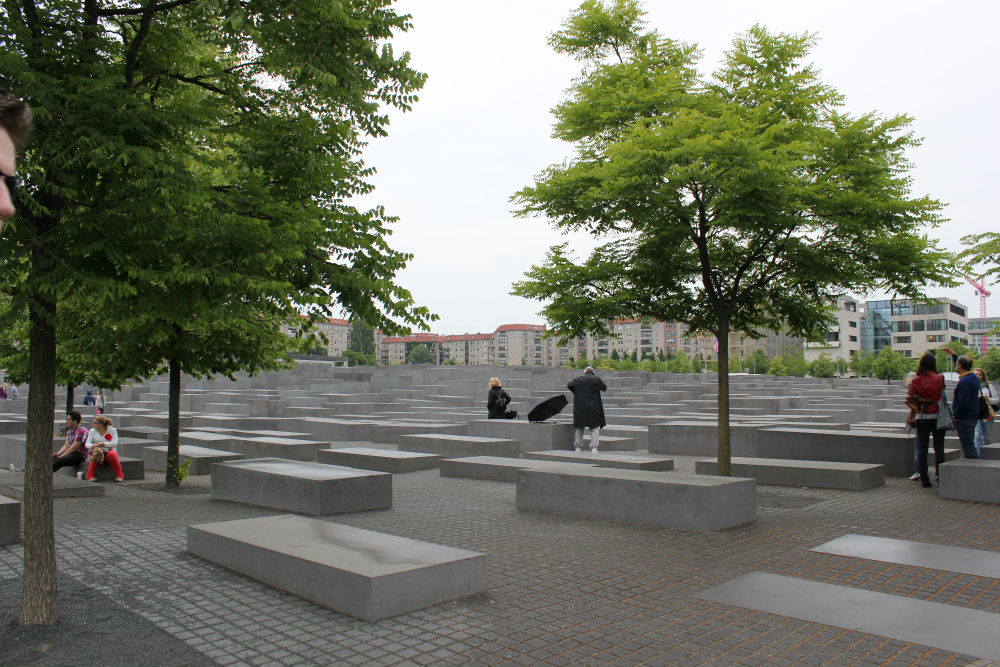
[2,455,1000,666]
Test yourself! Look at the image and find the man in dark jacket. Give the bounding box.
[952,354,981,458]
[568,367,607,453]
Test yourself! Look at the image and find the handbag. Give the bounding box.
[936,379,954,431]
[982,396,996,422]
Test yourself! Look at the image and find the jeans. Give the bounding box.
[954,418,980,458]
[915,420,946,484]
[52,450,84,473]
[974,419,991,453]
[574,426,600,450]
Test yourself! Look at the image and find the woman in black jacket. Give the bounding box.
[487,377,516,419]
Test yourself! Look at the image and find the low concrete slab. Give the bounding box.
[399,434,520,459]
[812,534,1000,579]
[211,458,391,515]
[939,458,1000,504]
[697,571,1000,661]
[143,445,245,475]
[694,457,884,490]
[466,420,575,453]
[0,495,20,545]
[317,447,441,474]
[982,444,1000,461]
[523,450,673,471]
[187,514,487,621]
[0,470,105,498]
[516,466,756,531]
[440,456,599,482]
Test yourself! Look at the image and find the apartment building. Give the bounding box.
[494,324,546,366]
[378,333,443,365]
[283,317,353,356]
[863,297,969,358]
[729,329,805,362]
[804,296,862,363]
[968,317,1000,353]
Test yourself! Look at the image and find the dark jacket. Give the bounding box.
[487,386,511,419]
[567,371,607,428]
[953,372,980,420]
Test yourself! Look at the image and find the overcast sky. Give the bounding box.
[358,0,1000,335]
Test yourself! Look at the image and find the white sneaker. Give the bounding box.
[574,447,582,453]
[8,464,16,472]
[908,473,920,481]
[591,447,599,454]
[76,471,83,480]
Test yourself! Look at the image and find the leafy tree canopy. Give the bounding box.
[512,0,954,474]
[808,354,837,378]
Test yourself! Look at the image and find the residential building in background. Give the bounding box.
[804,296,862,363]
[729,330,805,362]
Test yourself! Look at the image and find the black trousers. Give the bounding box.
[52,450,84,473]
[915,420,945,485]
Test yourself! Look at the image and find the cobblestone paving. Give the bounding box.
[2,455,1000,666]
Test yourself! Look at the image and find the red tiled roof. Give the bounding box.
[495,324,546,333]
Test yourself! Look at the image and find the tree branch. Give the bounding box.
[98,0,196,16]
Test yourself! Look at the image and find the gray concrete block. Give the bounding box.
[756,428,959,476]
[466,420,575,452]
[982,444,1000,461]
[211,458,391,515]
[516,467,756,531]
[367,421,466,444]
[317,447,441,473]
[440,456,599,482]
[694,457,884,490]
[399,434,520,459]
[0,470,105,498]
[523,450,673,471]
[187,514,487,621]
[144,445,245,475]
[940,459,1000,503]
[57,456,144,480]
[0,496,20,545]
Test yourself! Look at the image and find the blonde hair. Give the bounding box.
[93,415,113,428]
[489,377,501,388]
[975,367,990,384]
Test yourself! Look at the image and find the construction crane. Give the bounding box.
[964,275,992,353]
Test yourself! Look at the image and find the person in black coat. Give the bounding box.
[568,367,607,453]
[487,377,517,419]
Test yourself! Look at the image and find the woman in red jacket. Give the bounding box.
[907,353,946,488]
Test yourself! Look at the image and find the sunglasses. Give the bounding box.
[2,173,16,203]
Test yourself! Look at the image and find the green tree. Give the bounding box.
[407,343,435,364]
[977,348,1000,381]
[809,354,837,378]
[746,350,770,375]
[657,349,666,361]
[512,1,953,476]
[610,348,621,360]
[851,351,876,377]
[667,349,693,373]
[873,347,909,380]
[348,322,376,357]
[344,349,377,367]
[783,352,808,377]
[960,232,1000,284]
[692,356,703,373]
[2,0,431,625]
[768,356,789,376]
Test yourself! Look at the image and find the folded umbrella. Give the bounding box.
[527,394,569,422]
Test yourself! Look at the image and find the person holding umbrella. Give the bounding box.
[568,366,607,453]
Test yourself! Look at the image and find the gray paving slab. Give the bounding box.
[522,449,674,471]
[812,534,1000,579]
[697,571,1000,661]
[0,470,105,498]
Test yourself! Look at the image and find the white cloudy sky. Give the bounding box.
[358,0,1000,335]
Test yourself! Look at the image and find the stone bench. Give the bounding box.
[211,458,391,515]
[0,496,20,545]
[982,444,1000,461]
[515,466,756,531]
[649,421,850,457]
[466,420,575,453]
[0,470,105,498]
[694,457,884,490]
[399,434,520,459]
[756,428,959,477]
[59,456,145,480]
[188,514,486,621]
[523,450,674,471]
[367,421,466,444]
[143,445,245,475]
[317,447,440,473]
[940,459,1000,504]
[441,456,599,483]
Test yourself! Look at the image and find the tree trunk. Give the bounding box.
[20,279,58,624]
[165,357,181,489]
[715,321,731,477]
[64,384,74,415]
